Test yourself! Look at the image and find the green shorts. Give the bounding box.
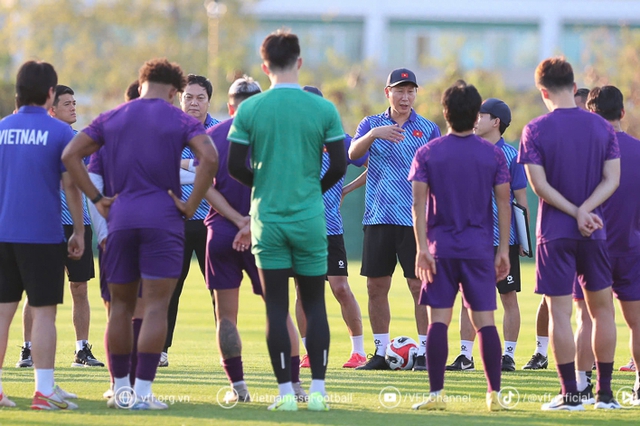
[251,214,328,276]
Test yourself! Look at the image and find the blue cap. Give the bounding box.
[303,85,323,97]
[480,98,511,127]
[386,68,418,88]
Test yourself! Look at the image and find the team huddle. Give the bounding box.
[0,29,638,414]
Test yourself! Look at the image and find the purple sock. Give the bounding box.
[291,356,300,384]
[223,356,244,384]
[110,353,131,379]
[426,322,448,392]
[477,326,502,393]
[104,325,113,384]
[557,362,578,395]
[596,362,613,395]
[129,318,142,386]
[136,352,161,382]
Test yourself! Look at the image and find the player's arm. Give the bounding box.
[204,186,249,230]
[342,163,368,200]
[62,132,115,218]
[61,171,85,260]
[494,182,511,282]
[321,139,347,193]
[228,142,253,187]
[87,172,108,248]
[349,121,405,160]
[411,181,436,283]
[579,158,620,215]
[173,134,218,219]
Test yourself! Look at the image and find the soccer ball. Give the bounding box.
[385,336,418,370]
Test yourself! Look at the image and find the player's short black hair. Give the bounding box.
[441,80,482,133]
[186,74,213,100]
[575,88,589,102]
[535,57,574,93]
[53,85,74,106]
[138,58,186,91]
[16,60,58,107]
[586,86,624,121]
[125,80,140,102]
[260,29,300,71]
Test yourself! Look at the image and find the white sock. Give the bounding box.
[134,378,152,399]
[34,369,54,396]
[114,375,130,393]
[460,340,474,359]
[503,341,517,358]
[373,333,390,356]
[535,336,549,357]
[417,334,427,356]
[301,337,307,350]
[634,372,639,390]
[278,382,294,397]
[24,341,31,349]
[76,340,88,353]
[576,370,588,391]
[309,379,326,396]
[351,335,365,356]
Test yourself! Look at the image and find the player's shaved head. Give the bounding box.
[260,29,300,71]
[442,80,482,132]
[138,58,186,91]
[587,86,624,121]
[535,57,574,93]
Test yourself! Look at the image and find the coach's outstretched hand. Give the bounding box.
[494,248,510,282]
[415,250,436,283]
[67,232,85,260]
[96,195,116,219]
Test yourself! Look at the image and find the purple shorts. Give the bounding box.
[536,239,612,297]
[419,257,497,311]
[103,228,184,284]
[205,228,262,295]
[97,245,110,302]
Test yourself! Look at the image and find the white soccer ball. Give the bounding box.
[385,336,419,370]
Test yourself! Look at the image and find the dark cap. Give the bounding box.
[303,85,323,97]
[386,68,418,88]
[480,98,511,127]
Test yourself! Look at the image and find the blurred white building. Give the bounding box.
[245,0,640,87]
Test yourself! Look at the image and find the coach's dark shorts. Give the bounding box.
[0,242,66,306]
[327,234,348,277]
[573,255,640,302]
[206,227,262,295]
[361,225,417,279]
[536,239,611,297]
[63,224,95,282]
[103,228,184,284]
[496,245,521,294]
[419,257,497,311]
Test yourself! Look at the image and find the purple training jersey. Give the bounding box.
[203,118,251,235]
[83,98,206,234]
[408,133,510,259]
[518,108,619,244]
[602,131,640,257]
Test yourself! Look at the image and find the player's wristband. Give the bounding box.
[91,193,104,204]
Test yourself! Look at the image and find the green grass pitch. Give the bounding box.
[2,260,638,425]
